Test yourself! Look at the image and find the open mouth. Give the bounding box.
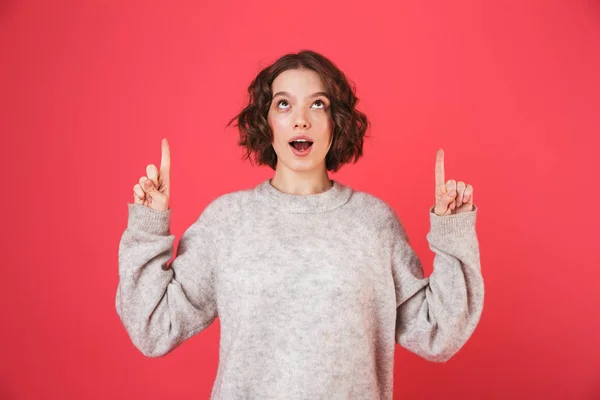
[289,140,313,151]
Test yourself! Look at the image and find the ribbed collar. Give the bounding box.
[254,178,353,214]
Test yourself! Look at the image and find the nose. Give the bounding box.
[294,110,310,130]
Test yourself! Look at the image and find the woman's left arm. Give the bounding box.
[392,148,484,362]
[391,205,483,362]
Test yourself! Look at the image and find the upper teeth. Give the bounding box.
[293,139,309,142]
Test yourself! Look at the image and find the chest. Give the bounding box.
[215,213,391,322]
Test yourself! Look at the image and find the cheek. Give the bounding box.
[308,112,330,129]
[268,114,287,138]
[319,114,333,136]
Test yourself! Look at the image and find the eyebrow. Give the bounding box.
[272,91,329,100]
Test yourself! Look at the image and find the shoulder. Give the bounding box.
[349,188,411,246]
[346,186,401,229]
[198,184,254,222]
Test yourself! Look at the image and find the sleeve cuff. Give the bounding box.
[429,204,477,236]
[126,203,171,235]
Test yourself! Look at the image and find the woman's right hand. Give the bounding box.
[133,138,171,212]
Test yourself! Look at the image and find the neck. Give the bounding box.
[270,167,332,196]
[254,177,352,214]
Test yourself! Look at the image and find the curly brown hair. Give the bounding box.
[226,50,371,172]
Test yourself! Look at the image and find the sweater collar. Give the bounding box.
[254,178,353,214]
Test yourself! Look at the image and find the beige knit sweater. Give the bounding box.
[116,178,484,399]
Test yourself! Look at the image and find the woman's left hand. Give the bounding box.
[433,148,474,216]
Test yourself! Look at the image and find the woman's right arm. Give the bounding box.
[116,202,218,358]
[116,138,218,357]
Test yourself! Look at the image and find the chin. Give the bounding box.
[276,157,321,172]
[293,159,327,171]
[273,144,328,171]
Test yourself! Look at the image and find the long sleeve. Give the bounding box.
[390,204,484,362]
[115,203,219,358]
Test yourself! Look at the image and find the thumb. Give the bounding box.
[434,186,456,216]
[142,177,167,203]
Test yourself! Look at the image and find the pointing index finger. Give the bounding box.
[160,138,171,175]
[435,148,445,187]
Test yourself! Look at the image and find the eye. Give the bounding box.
[312,99,325,109]
[277,100,290,109]
[275,98,327,110]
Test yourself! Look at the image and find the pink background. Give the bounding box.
[1,0,599,398]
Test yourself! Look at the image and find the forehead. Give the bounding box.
[271,68,326,94]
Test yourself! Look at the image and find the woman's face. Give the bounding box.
[268,68,333,173]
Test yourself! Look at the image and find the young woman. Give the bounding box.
[117,50,483,399]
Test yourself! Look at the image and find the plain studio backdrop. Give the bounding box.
[1,0,599,398]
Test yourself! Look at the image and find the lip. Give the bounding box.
[288,135,314,143]
[288,135,314,157]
